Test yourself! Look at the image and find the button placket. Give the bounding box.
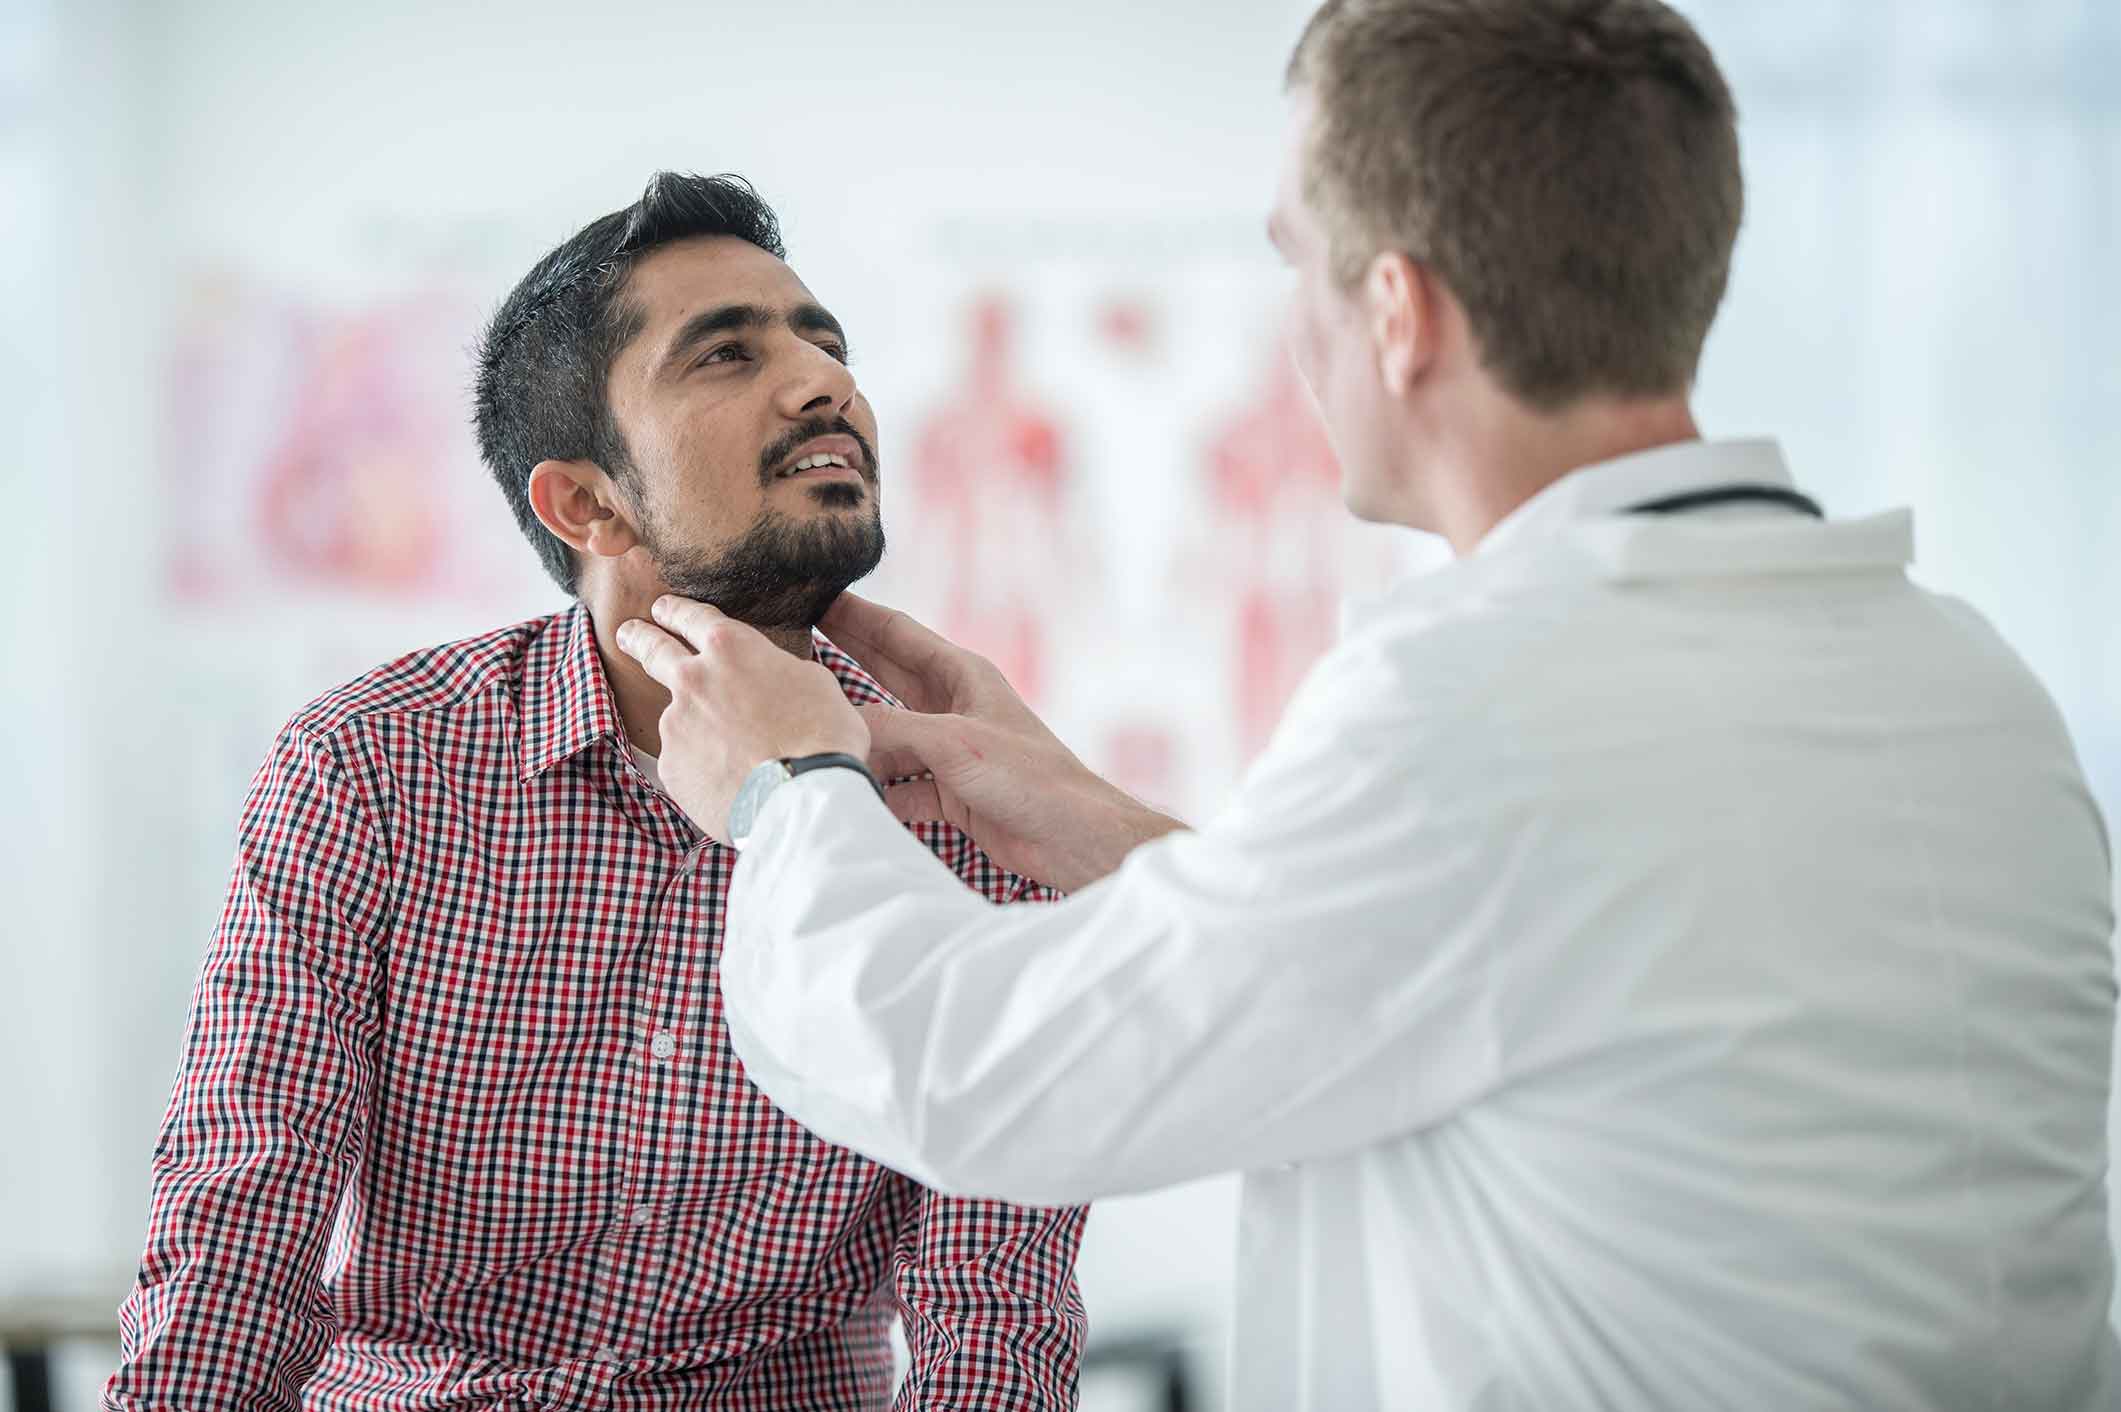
[589,855,691,1378]
[601,854,712,1364]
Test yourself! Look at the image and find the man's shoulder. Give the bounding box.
[286,608,573,744]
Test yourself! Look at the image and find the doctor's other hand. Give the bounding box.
[617,596,870,845]
[819,591,1184,892]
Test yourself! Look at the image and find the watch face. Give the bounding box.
[729,759,793,847]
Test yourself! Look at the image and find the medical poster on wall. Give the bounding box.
[876,246,1426,819]
[160,269,542,610]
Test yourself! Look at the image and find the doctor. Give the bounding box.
[618,0,2119,1406]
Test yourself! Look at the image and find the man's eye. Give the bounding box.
[819,342,853,365]
[698,343,749,367]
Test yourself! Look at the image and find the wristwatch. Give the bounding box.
[728,752,886,849]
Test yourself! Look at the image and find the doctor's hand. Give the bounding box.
[617,596,869,845]
[819,592,1184,892]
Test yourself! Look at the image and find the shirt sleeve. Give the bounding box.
[891,1191,1088,1411]
[887,832,1086,1408]
[720,636,1517,1208]
[105,724,391,1411]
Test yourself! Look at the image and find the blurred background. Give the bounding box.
[1,0,2116,1406]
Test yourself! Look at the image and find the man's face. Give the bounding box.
[603,235,884,631]
[1269,92,1398,523]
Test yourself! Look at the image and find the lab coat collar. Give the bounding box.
[1475,437,1797,559]
[1343,438,1916,634]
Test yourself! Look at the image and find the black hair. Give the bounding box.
[472,172,787,593]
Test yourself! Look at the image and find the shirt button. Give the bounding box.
[595,1345,623,1364]
[629,1202,655,1227]
[649,1030,677,1060]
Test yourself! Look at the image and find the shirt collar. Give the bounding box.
[1475,436,1796,558]
[519,603,626,782]
[517,603,904,782]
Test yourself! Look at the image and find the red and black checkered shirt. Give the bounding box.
[107,605,1087,1411]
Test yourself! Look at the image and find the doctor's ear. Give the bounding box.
[527,459,643,562]
[1363,251,1436,397]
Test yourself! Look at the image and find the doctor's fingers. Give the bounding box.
[858,703,980,781]
[854,706,929,781]
[650,594,747,654]
[820,592,984,713]
[881,775,949,828]
[616,618,696,690]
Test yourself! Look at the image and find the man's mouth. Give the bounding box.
[772,435,868,483]
[779,452,858,480]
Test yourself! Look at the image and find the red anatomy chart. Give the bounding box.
[907,295,1074,707]
[163,278,509,606]
[250,308,454,593]
[1201,344,1348,763]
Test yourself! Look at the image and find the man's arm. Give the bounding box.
[892,1192,1088,1411]
[105,726,388,1410]
[884,864,1086,1409]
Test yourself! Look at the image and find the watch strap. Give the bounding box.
[781,751,887,803]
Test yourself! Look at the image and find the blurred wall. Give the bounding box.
[2,0,2116,1391]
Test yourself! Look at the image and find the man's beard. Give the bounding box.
[645,499,885,633]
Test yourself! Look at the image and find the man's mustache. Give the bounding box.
[757,418,881,488]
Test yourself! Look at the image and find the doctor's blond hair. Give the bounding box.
[1286,0,1742,409]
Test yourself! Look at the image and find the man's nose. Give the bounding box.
[777,339,858,420]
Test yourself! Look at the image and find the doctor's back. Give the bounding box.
[1234,450,2120,1409]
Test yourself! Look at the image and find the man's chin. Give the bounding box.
[646,504,884,633]
[776,479,872,512]
[658,559,883,636]
[648,579,845,636]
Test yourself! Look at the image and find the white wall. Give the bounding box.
[2,0,161,1299]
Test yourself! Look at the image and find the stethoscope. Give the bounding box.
[1624,484,1824,518]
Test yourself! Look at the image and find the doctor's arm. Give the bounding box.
[720,646,1514,1208]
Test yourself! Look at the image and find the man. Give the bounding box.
[620,3,2119,1409]
[107,173,1086,1411]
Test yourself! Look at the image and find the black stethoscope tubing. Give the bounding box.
[1624,484,1825,519]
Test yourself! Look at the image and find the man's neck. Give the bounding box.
[1424,394,1702,555]
[582,582,816,757]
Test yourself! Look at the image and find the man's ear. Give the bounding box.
[1363,251,1434,397]
[527,459,643,562]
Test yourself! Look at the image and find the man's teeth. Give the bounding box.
[786,452,852,474]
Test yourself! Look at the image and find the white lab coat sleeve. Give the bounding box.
[721,635,1518,1207]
